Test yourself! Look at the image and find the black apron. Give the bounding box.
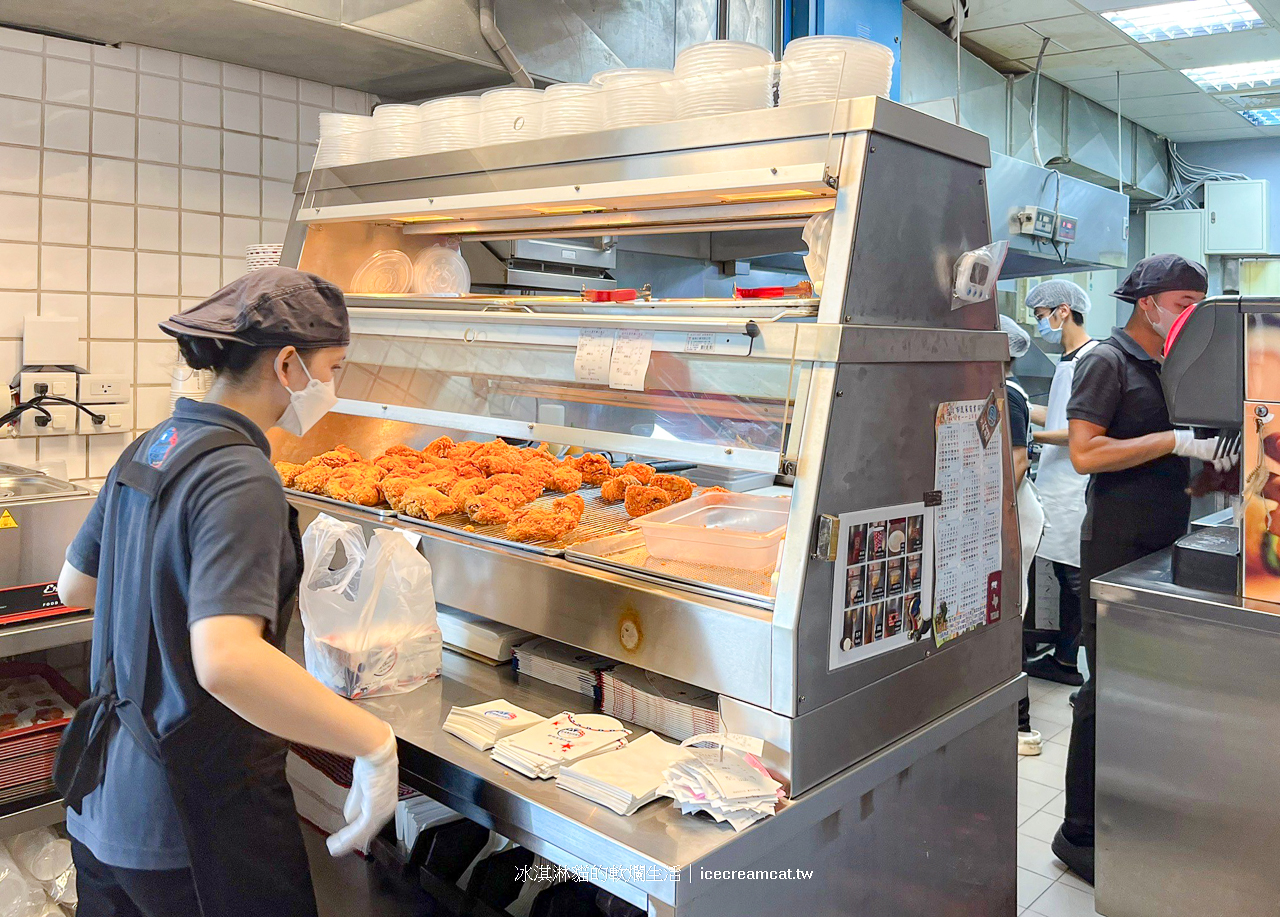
[56,429,318,917]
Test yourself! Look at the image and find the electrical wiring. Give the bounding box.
[1029,36,1051,168]
[1149,140,1252,211]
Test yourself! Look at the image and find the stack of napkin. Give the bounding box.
[443,700,546,750]
[395,795,462,853]
[492,712,629,779]
[660,737,784,832]
[599,665,722,743]
[512,637,615,699]
[558,732,690,816]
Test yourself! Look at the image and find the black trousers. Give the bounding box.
[1051,562,1082,665]
[1062,512,1185,847]
[72,839,202,917]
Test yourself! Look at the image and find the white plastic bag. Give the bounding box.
[801,211,834,296]
[3,830,73,909]
[300,514,442,699]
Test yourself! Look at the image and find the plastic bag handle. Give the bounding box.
[304,518,367,598]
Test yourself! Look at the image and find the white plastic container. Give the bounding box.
[779,35,893,106]
[674,40,774,119]
[418,96,481,154]
[542,82,605,137]
[593,69,676,129]
[630,491,789,570]
[480,87,544,145]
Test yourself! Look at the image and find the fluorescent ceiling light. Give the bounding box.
[1239,107,1280,125]
[1183,59,1280,91]
[1103,0,1263,42]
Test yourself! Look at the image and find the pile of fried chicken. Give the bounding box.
[275,439,717,544]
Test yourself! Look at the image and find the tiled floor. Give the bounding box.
[1017,676,1100,917]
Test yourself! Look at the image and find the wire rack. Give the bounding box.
[397,488,635,556]
[567,532,778,609]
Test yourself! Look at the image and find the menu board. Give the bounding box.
[829,502,934,671]
[933,399,1004,646]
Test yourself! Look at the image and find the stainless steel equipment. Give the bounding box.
[280,96,1022,914]
[0,468,95,625]
[1093,552,1280,917]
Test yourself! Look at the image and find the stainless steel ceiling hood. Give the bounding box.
[988,152,1130,280]
[0,0,512,99]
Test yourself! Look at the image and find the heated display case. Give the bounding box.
[277,96,1022,916]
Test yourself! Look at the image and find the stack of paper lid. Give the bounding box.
[492,711,629,779]
[443,700,546,751]
[558,732,689,815]
[599,665,722,743]
[511,637,615,700]
[245,243,283,273]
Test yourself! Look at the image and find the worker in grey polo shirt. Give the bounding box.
[54,268,399,917]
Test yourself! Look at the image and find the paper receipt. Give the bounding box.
[609,330,654,391]
[574,329,614,384]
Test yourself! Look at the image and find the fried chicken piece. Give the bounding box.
[548,463,583,494]
[554,494,585,520]
[601,474,640,503]
[472,440,515,459]
[292,464,337,494]
[700,486,732,495]
[334,445,363,461]
[418,467,461,492]
[399,485,457,521]
[619,462,656,485]
[449,477,493,510]
[380,444,421,459]
[573,453,615,486]
[652,474,694,503]
[464,494,515,525]
[380,475,421,511]
[454,461,486,479]
[374,454,423,475]
[513,462,555,490]
[423,436,455,459]
[483,484,533,511]
[446,441,481,460]
[485,474,544,501]
[324,466,384,506]
[505,507,578,543]
[474,454,519,477]
[624,484,672,518]
[519,447,557,465]
[303,450,353,470]
[274,461,305,487]
[419,455,456,470]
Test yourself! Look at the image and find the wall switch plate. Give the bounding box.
[79,373,131,404]
[18,371,77,402]
[79,404,130,435]
[18,404,77,437]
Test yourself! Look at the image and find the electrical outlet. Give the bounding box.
[79,404,130,435]
[17,404,77,437]
[79,373,131,404]
[18,371,77,403]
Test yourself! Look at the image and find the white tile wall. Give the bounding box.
[0,30,372,481]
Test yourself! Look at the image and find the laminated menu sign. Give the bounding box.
[609,329,654,391]
[933,400,1003,646]
[828,501,934,671]
[574,329,615,384]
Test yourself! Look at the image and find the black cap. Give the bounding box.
[1113,254,1208,304]
[159,267,349,347]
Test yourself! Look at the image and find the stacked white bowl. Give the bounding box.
[779,36,894,106]
[541,82,605,137]
[369,104,425,161]
[314,113,373,169]
[593,69,677,129]
[419,96,482,154]
[480,88,544,145]
[675,40,775,119]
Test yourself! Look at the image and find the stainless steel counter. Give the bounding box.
[289,627,1020,915]
[1093,552,1280,917]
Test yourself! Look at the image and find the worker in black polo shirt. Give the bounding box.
[1052,254,1238,884]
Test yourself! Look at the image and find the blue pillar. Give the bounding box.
[785,0,903,101]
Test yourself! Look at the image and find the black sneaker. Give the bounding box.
[1051,827,1095,885]
[1024,653,1084,687]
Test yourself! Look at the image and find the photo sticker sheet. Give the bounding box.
[830,502,935,671]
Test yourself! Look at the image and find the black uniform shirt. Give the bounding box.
[1066,328,1190,538]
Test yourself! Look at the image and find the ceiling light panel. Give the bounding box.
[1183,58,1280,91]
[1103,0,1263,42]
[1239,107,1280,125]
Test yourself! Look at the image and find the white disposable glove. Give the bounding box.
[327,725,399,857]
[1172,430,1240,472]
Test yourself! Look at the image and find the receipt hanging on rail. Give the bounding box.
[609,330,654,392]
[574,329,614,384]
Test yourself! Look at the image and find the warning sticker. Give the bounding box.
[0,510,15,530]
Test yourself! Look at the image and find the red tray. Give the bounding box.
[0,663,85,741]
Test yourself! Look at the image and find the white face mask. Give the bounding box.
[1144,298,1180,339]
[276,353,338,436]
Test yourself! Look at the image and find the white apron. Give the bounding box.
[1034,340,1099,569]
[1008,378,1044,616]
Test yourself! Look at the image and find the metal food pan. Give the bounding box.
[284,489,399,519]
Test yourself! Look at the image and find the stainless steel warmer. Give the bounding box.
[279,96,1022,915]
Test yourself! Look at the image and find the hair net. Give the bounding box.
[1000,314,1031,359]
[1026,279,1091,315]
